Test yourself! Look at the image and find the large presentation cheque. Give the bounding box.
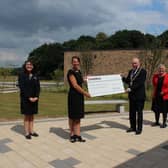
[87,74,125,97]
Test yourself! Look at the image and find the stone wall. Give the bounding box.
[64,49,168,83]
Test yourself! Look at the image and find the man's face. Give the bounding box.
[132,59,139,69]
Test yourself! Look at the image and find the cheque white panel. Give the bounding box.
[87,74,125,97]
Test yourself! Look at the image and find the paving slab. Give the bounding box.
[0,112,168,168]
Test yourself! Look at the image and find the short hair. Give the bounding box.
[158,64,166,69]
[71,56,80,63]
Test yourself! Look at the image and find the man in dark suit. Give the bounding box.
[122,58,146,135]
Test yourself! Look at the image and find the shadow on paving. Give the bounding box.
[143,119,153,126]
[115,141,168,168]
[50,121,128,140]
[50,127,69,139]
[99,120,129,130]
[120,117,153,126]
[11,125,25,135]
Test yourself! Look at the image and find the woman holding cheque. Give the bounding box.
[67,56,91,143]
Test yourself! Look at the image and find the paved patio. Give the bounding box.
[0,112,168,168]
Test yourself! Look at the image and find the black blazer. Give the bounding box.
[123,68,146,101]
[18,72,40,100]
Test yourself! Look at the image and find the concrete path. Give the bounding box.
[0,112,168,168]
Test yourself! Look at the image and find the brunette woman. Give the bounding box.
[67,56,91,143]
[18,60,40,139]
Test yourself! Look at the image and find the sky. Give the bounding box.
[0,0,168,67]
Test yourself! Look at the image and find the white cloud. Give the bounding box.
[0,0,167,66]
[0,52,18,61]
[0,49,25,66]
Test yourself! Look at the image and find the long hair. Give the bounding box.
[22,60,36,74]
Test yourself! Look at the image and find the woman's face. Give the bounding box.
[158,66,166,75]
[72,58,80,70]
[25,62,34,72]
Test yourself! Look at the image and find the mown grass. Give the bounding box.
[0,91,67,120]
[0,88,153,121]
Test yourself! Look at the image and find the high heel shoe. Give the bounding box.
[30,132,39,137]
[25,134,31,139]
[70,135,76,143]
[76,135,86,142]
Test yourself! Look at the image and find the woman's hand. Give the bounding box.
[160,92,164,96]
[33,97,38,101]
[29,97,38,102]
[85,92,91,98]
[83,76,88,82]
[125,88,131,93]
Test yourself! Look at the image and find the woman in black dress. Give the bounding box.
[67,56,91,143]
[18,61,40,139]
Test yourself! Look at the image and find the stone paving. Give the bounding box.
[0,112,168,168]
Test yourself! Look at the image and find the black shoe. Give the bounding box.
[25,134,31,139]
[160,123,167,128]
[126,128,135,133]
[70,135,76,143]
[151,122,160,127]
[76,136,86,142]
[30,132,39,137]
[135,130,142,135]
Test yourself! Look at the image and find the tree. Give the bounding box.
[80,51,93,76]
[51,69,64,87]
[96,32,108,42]
[109,30,145,49]
[28,43,64,78]
[63,40,77,51]
[139,38,168,89]
[158,30,168,48]
[75,35,96,50]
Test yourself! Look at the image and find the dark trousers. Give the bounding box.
[129,99,145,131]
[154,109,167,124]
[153,98,168,124]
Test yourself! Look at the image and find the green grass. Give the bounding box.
[0,91,67,120]
[0,90,152,121]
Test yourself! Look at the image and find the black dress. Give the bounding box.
[155,76,168,113]
[67,69,84,119]
[18,72,40,115]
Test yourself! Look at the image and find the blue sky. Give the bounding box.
[0,0,168,67]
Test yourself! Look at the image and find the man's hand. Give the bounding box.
[125,88,131,93]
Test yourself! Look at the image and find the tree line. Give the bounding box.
[26,29,168,79]
[28,30,168,78]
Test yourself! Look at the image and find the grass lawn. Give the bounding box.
[0,91,67,120]
[0,90,152,121]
